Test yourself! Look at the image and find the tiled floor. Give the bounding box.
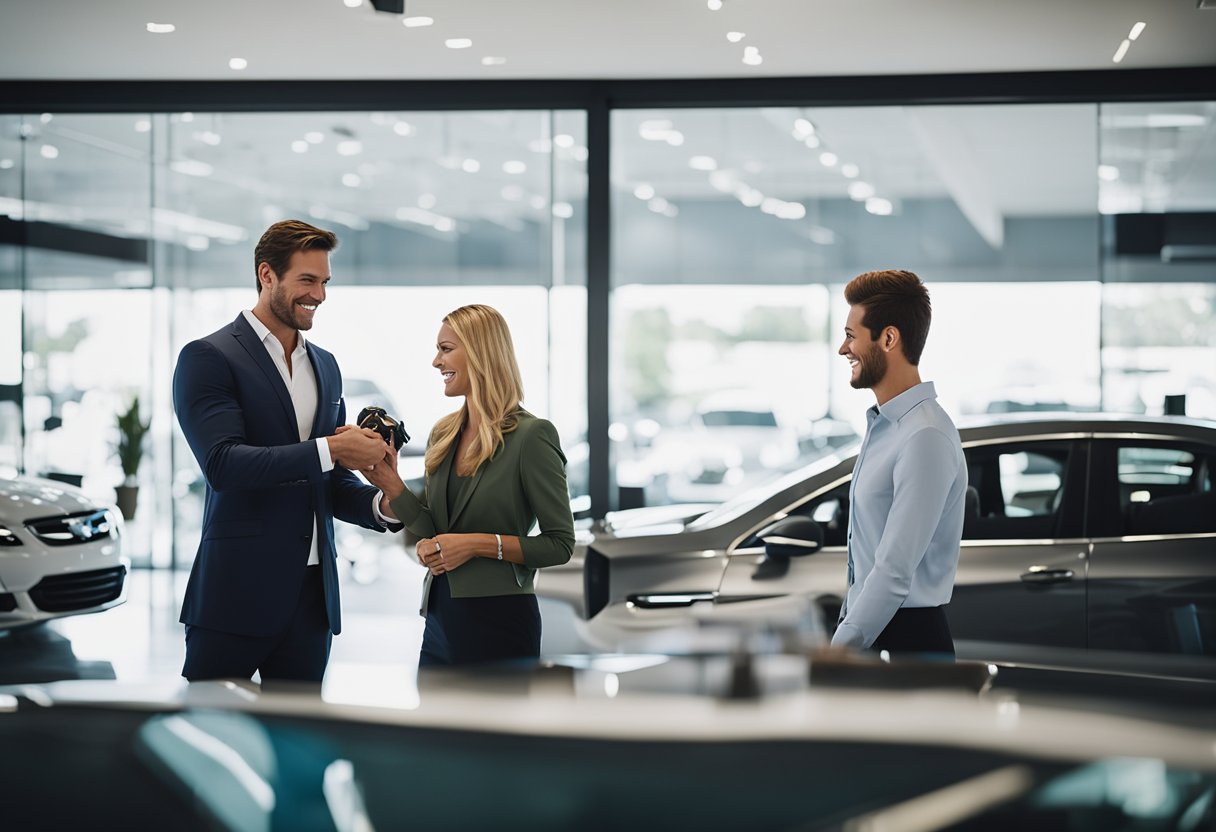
[0,544,580,709]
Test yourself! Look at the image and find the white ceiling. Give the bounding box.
[1,0,1214,81]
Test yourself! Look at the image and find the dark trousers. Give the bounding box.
[419,573,541,667]
[871,605,955,659]
[182,566,332,684]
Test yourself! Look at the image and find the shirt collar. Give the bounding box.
[875,381,937,423]
[242,309,306,356]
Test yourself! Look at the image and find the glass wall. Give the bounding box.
[3,95,1213,533]
[3,110,588,571]
[610,102,1213,508]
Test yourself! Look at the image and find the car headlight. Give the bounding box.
[0,524,23,546]
[103,509,125,540]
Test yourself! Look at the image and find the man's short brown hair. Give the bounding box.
[253,220,338,293]
[843,269,932,365]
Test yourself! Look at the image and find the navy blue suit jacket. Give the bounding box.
[173,313,389,637]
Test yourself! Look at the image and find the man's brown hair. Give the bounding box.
[253,220,338,293]
[843,269,932,365]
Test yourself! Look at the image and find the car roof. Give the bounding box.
[956,412,1216,443]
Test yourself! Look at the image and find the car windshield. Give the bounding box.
[687,443,858,530]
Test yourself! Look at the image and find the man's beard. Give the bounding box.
[269,283,312,331]
[850,345,888,390]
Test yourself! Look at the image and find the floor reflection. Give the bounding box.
[0,625,116,683]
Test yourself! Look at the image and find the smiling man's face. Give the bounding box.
[266,249,330,332]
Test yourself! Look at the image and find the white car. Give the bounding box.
[0,474,128,629]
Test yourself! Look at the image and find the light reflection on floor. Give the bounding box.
[2,544,584,709]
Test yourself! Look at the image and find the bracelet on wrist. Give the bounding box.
[495,533,503,561]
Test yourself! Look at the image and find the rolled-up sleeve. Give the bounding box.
[518,420,575,569]
[832,427,959,649]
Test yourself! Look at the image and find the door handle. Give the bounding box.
[1020,565,1075,584]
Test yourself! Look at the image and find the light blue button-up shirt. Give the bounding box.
[831,381,967,650]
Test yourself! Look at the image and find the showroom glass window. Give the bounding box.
[156,110,588,569]
[611,104,1103,510]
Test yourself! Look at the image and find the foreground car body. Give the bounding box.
[540,415,1216,668]
[0,668,1212,831]
[0,474,128,629]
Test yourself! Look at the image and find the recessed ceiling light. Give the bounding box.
[445,38,473,49]
[689,156,717,171]
[648,197,669,213]
[461,158,481,173]
[742,51,762,66]
[865,197,894,216]
[292,140,309,153]
[848,181,875,201]
[305,131,324,144]
[336,140,363,156]
[793,118,814,137]
[554,134,575,148]
[726,32,745,43]
[39,145,58,160]
[180,113,194,123]
[393,121,414,136]
[229,57,248,70]
[1112,39,1130,63]
[481,56,507,66]
[146,22,176,34]
[840,163,859,178]
[342,173,362,187]
[418,193,437,209]
[344,0,362,7]
[503,160,527,174]
[804,135,820,149]
[434,218,456,233]
[633,184,655,200]
[198,131,222,146]
[665,132,685,146]
[403,16,433,27]
[0,159,14,170]
[708,0,723,9]
[1098,165,1120,181]
[39,113,52,124]
[1128,21,1146,40]
[134,120,152,133]
[552,202,574,219]
[819,152,838,167]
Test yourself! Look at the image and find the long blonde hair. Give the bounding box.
[425,304,525,477]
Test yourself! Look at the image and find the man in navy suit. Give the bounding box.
[173,220,400,685]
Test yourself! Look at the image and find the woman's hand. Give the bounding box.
[416,534,476,576]
[362,446,405,500]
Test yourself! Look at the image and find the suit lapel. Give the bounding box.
[230,314,296,432]
[306,342,331,439]
[432,441,454,532]
[449,449,488,528]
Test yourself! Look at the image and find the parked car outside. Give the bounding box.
[0,473,128,630]
[538,415,1216,672]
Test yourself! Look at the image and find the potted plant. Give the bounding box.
[115,394,150,520]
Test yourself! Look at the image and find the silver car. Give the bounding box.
[0,474,128,629]
[540,415,1216,667]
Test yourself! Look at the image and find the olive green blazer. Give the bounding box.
[389,410,575,605]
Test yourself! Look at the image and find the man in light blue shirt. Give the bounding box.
[830,270,967,657]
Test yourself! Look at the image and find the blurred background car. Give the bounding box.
[539,415,1216,675]
[0,473,128,630]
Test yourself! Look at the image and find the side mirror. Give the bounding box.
[759,516,825,559]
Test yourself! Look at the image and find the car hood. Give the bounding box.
[597,503,717,538]
[0,476,107,523]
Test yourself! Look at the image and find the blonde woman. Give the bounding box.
[365,304,574,665]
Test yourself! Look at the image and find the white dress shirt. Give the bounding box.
[242,310,389,565]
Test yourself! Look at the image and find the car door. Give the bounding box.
[946,439,1089,650]
[716,475,852,632]
[1086,437,1216,656]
